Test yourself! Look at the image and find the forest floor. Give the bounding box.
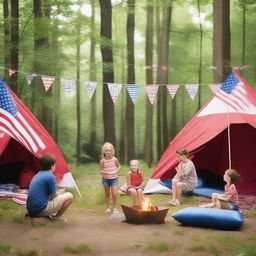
[0,163,256,256]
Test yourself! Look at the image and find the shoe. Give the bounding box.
[112,208,119,214]
[51,216,67,223]
[169,199,180,206]
[105,208,111,213]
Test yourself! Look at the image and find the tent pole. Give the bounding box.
[227,106,232,169]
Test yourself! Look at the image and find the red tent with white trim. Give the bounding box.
[144,71,256,194]
[0,77,78,192]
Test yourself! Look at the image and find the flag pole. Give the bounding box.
[227,104,232,169]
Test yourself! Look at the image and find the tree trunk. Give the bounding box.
[156,1,172,160]
[119,49,126,164]
[144,0,154,167]
[89,0,97,149]
[99,0,116,145]
[76,4,82,165]
[196,0,203,108]
[126,0,135,163]
[213,0,231,83]
[3,0,10,79]
[10,0,19,94]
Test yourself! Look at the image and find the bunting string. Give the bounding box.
[0,65,254,104]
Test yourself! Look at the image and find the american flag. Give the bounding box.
[0,77,46,153]
[215,72,250,112]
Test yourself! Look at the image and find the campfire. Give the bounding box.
[121,197,168,224]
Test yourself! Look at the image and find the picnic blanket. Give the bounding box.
[0,184,28,205]
[238,193,256,210]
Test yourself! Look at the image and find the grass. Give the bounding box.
[188,244,206,252]
[0,243,11,254]
[64,244,92,254]
[0,200,26,222]
[15,249,41,256]
[172,227,185,235]
[146,241,171,252]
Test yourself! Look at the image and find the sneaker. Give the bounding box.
[105,208,111,213]
[169,199,180,206]
[112,208,119,214]
[51,216,67,223]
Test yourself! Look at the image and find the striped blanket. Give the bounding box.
[0,189,28,205]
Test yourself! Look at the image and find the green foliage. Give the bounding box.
[0,244,11,254]
[64,244,92,254]
[146,241,171,252]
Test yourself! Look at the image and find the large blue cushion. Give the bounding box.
[193,187,224,198]
[159,177,204,190]
[172,207,244,230]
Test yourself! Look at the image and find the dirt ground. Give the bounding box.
[0,208,256,256]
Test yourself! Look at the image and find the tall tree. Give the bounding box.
[119,49,126,163]
[99,0,116,145]
[3,0,10,79]
[89,0,97,150]
[76,2,82,165]
[156,1,172,159]
[10,0,19,94]
[126,0,135,163]
[196,0,203,108]
[144,0,154,167]
[213,0,231,82]
[41,0,54,135]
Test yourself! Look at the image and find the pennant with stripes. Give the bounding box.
[145,84,159,104]
[107,83,122,103]
[61,78,75,96]
[8,69,16,77]
[166,84,180,99]
[209,84,221,94]
[185,84,199,100]
[125,84,141,104]
[85,81,97,98]
[41,76,55,91]
[24,73,37,85]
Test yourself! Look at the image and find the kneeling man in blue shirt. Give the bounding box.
[27,154,73,221]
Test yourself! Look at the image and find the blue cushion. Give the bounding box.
[196,177,204,188]
[172,207,244,230]
[159,179,172,189]
[193,187,224,198]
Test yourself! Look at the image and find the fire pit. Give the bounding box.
[121,203,169,224]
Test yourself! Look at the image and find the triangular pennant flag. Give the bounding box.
[61,78,75,96]
[41,76,55,91]
[107,83,122,103]
[85,81,97,98]
[145,84,159,104]
[209,83,221,94]
[185,84,199,100]
[166,84,180,99]
[125,84,141,104]
[24,73,37,85]
[8,69,16,77]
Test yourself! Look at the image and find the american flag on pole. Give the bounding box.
[0,77,46,153]
[215,72,250,112]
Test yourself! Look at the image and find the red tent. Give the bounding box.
[144,71,256,194]
[0,77,77,190]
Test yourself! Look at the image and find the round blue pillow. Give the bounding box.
[172,207,244,230]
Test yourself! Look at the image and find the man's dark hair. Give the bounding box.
[39,154,56,170]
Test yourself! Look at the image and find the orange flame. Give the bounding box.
[141,197,157,211]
